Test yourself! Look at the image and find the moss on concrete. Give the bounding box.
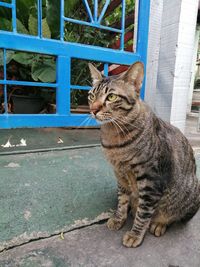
[0,147,116,251]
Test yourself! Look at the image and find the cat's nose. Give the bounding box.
[90,101,102,115]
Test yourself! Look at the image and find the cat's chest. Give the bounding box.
[103,147,132,167]
[119,170,138,194]
[103,147,139,194]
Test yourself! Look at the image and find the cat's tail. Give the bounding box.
[181,179,200,223]
[180,205,199,223]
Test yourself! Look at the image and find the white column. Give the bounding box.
[145,0,199,133]
[145,0,163,109]
[170,0,199,132]
[187,27,200,114]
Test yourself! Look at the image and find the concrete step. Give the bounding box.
[1,211,200,267]
[0,128,100,155]
[0,126,199,265]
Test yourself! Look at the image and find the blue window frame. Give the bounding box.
[0,0,150,129]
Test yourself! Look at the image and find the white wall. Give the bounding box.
[187,27,200,113]
[145,0,199,132]
[145,0,163,109]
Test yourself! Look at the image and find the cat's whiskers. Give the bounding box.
[113,117,131,136]
[109,119,121,145]
[74,115,92,130]
[100,114,124,142]
[111,118,127,138]
[116,116,143,132]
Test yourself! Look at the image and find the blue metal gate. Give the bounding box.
[0,0,150,128]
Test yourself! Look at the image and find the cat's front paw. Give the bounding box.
[107,217,125,231]
[122,231,144,248]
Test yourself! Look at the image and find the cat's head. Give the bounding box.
[88,62,144,123]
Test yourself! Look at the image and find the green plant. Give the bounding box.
[0,0,54,83]
[12,52,56,83]
[0,0,135,107]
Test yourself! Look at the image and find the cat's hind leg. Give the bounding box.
[149,222,167,237]
[149,212,171,237]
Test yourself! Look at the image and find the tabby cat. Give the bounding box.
[88,62,200,248]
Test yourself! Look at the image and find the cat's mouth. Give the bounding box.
[90,112,112,123]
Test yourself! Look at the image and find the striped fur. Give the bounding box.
[88,62,200,248]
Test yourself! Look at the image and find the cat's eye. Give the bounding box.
[107,93,118,102]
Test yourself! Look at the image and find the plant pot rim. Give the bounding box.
[12,94,43,100]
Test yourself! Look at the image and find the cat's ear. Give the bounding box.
[123,62,144,95]
[88,63,103,86]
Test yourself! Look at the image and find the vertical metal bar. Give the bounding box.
[12,0,17,33]
[3,49,8,114]
[104,63,109,76]
[136,0,150,99]
[83,0,94,22]
[133,0,139,53]
[94,0,98,22]
[98,0,110,24]
[37,0,42,38]
[120,0,126,50]
[60,0,64,41]
[56,55,70,115]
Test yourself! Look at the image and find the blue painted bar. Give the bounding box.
[37,0,42,38]
[0,114,98,128]
[98,0,110,24]
[0,0,150,128]
[120,0,126,50]
[63,17,122,33]
[136,0,150,99]
[3,49,8,113]
[0,32,141,65]
[94,0,98,22]
[104,63,109,76]
[60,0,64,41]
[3,49,6,80]
[83,0,94,22]
[56,56,70,115]
[71,85,91,90]
[0,80,57,88]
[0,2,12,8]
[12,0,17,33]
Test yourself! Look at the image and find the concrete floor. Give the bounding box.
[0,115,199,267]
[1,212,200,267]
[0,147,116,251]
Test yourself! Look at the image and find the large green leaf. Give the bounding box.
[16,19,29,34]
[0,17,29,34]
[16,0,35,29]
[42,18,51,38]
[28,14,38,36]
[0,18,12,31]
[46,0,60,39]
[0,51,15,66]
[64,0,80,16]
[46,0,79,39]
[12,52,36,65]
[28,14,51,38]
[31,61,56,83]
